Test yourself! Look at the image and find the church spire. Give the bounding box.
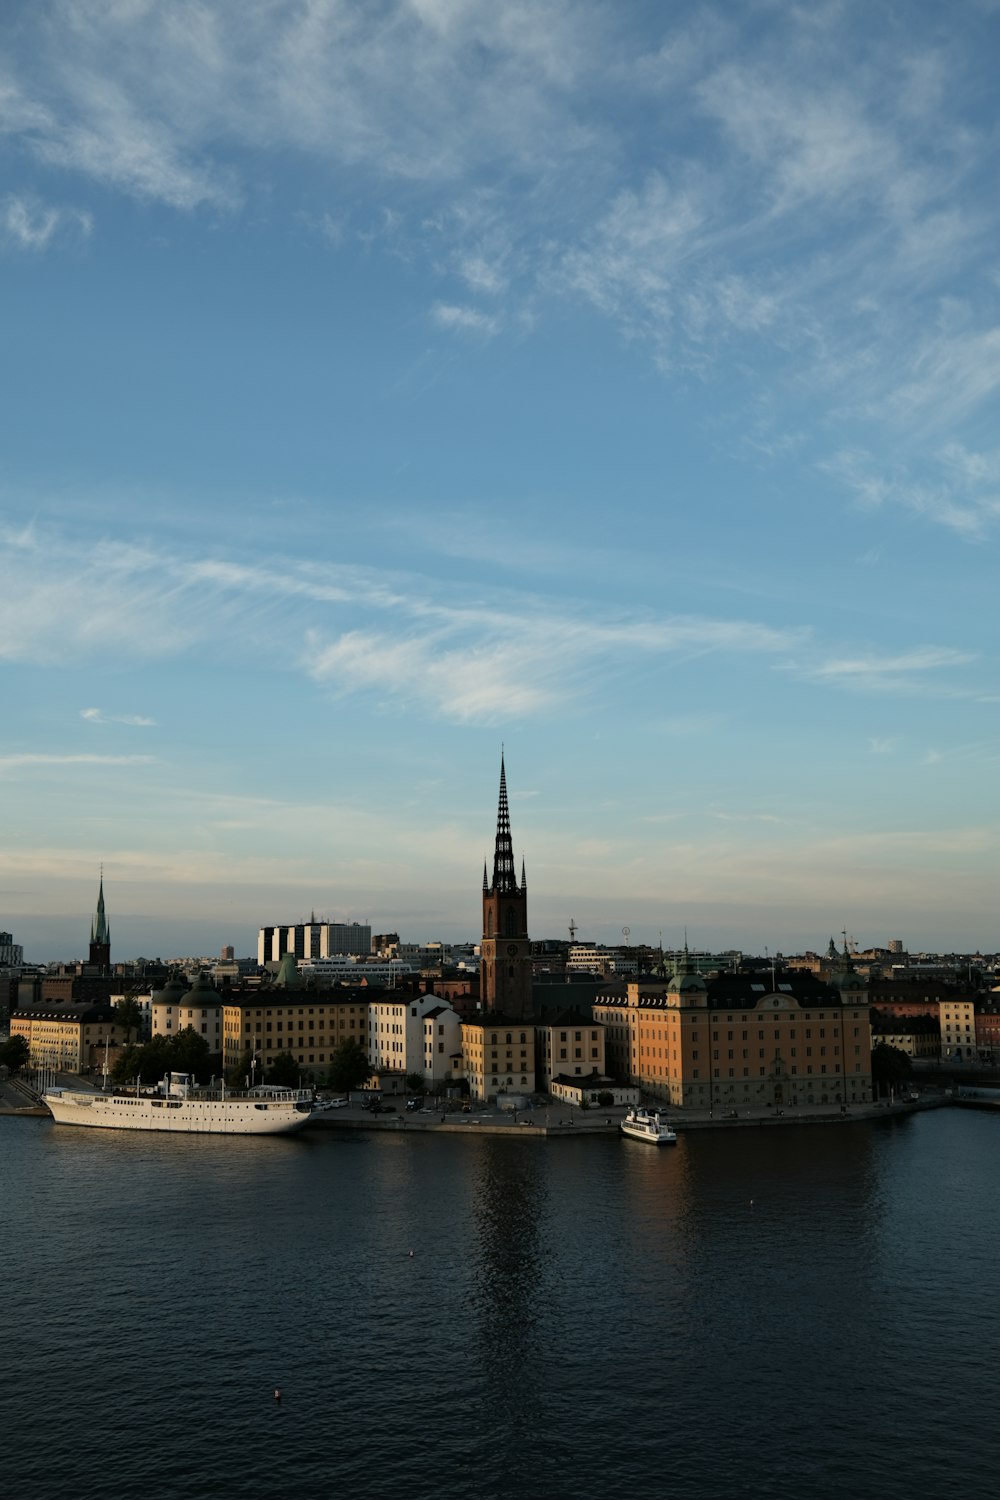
[90,870,109,946]
[491,752,518,894]
[89,869,111,970]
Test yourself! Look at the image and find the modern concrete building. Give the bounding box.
[0,931,24,968]
[257,921,372,966]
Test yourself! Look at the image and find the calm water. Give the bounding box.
[2,1110,998,1500]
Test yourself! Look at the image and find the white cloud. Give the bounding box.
[431,301,501,336]
[80,707,156,726]
[0,193,92,250]
[824,445,1000,541]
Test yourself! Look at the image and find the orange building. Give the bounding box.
[594,952,872,1111]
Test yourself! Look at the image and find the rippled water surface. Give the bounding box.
[3,1110,998,1500]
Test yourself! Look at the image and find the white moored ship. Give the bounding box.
[620,1106,677,1145]
[43,1072,315,1136]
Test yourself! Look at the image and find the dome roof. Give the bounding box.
[151,974,189,1005]
[186,972,220,1003]
[275,952,301,988]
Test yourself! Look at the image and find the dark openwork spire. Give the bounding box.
[491,753,519,894]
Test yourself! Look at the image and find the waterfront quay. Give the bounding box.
[305,1093,946,1137]
[0,1072,947,1132]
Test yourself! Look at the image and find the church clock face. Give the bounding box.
[506,943,519,956]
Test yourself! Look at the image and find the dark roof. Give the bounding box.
[541,1009,604,1028]
[551,1070,612,1086]
[13,1001,116,1022]
[707,971,850,1009]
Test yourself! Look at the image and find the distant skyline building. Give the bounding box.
[0,931,24,967]
[480,754,533,1020]
[257,920,373,967]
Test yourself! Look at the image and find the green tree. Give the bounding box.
[597,1090,614,1107]
[111,1042,146,1085]
[226,1048,254,1089]
[116,996,144,1044]
[0,1035,30,1073]
[166,1026,211,1081]
[405,1072,424,1095]
[109,1030,211,1088]
[328,1036,372,1094]
[871,1042,912,1098]
[266,1051,301,1088]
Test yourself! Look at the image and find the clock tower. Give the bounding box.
[481,753,533,1020]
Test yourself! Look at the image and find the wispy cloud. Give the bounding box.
[823,446,1000,540]
[0,753,154,777]
[799,646,980,698]
[1,514,811,725]
[431,301,501,336]
[80,707,156,727]
[0,193,92,250]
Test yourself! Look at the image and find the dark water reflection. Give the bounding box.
[2,1111,999,1500]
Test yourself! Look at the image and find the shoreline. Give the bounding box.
[0,1085,950,1134]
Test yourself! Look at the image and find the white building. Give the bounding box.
[151,974,223,1053]
[368,993,459,1080]
[566,944,639,977]
[300,956,414,986]
[421,1004,463,1089]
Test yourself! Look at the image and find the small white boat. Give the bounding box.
[621,1106,677,1145]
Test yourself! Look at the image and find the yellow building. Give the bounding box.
[221,993,370,1078]
[871,1027,940,1060]
[940,999,976,1059]
[593,953,873,1110]
[461,1016,536,1101]
[535,1011,606,1089]
[11,1002,126,1075]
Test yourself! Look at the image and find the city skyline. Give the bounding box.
[2,2,999,958]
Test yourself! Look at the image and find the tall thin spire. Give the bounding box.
[90,870,110,946]
[491,752,518,894]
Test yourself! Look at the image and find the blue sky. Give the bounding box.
[2,0,999,961]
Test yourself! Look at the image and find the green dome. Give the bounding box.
[275,952,301,988]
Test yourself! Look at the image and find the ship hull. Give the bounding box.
[43,1090,312,1135]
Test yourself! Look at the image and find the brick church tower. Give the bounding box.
[481,754,533,1019]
